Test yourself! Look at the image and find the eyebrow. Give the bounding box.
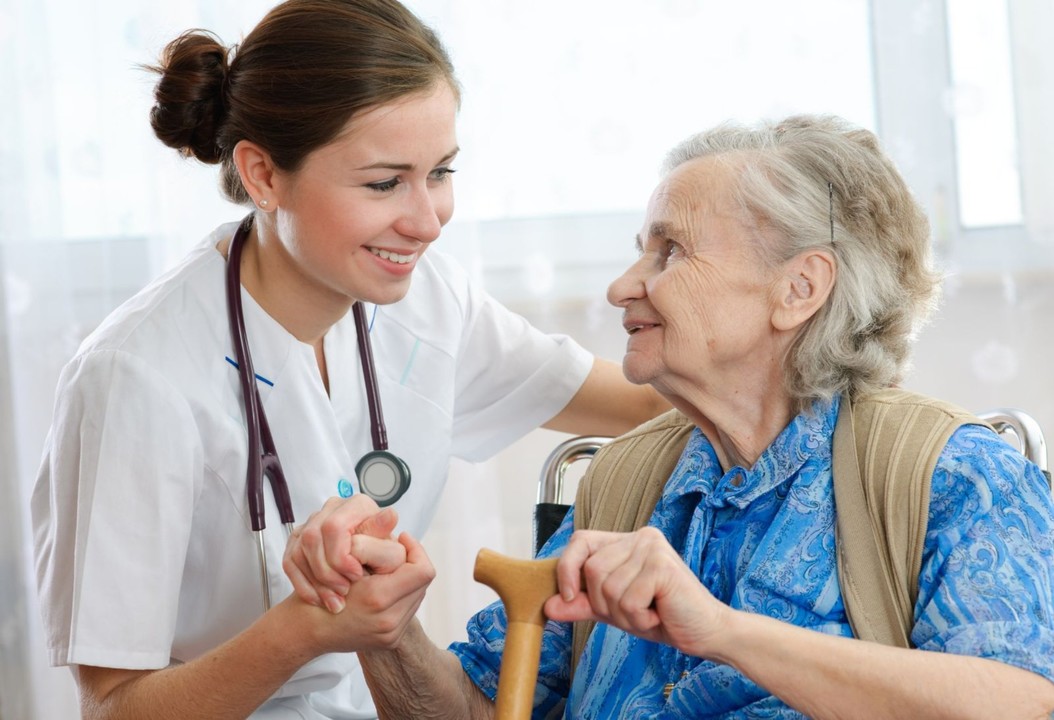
[355,147,460,172]
[636,221,688,252]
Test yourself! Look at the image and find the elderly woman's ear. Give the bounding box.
[771,249,836,332]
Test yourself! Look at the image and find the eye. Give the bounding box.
[365,178,400,193]
[429,166,457,182]
[664,240,686,263]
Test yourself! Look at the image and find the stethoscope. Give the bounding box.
[225,213,411,608]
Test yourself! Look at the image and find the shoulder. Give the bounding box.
[850,390,1049,526]
[52,346,199,444]
[851,389,991,480]
[921,409,1053,571]
[64,229,230,396]
[576,409,696,528]
[590,409,697,468]
[853,388,979,425]
[79,238,224,355]
[930,422,1051,524]
[603,408,696,446]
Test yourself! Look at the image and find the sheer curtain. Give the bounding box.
[0,1,266,716]
[5,0,1052,718]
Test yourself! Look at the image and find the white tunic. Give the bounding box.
[31,222,592,718]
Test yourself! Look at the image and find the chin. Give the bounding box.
[621,357,659,387]
[359,282,413,306]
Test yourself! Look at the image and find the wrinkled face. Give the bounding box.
[270,82,459,306]
[607,157,782,398]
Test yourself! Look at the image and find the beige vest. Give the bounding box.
[569,388,984,674]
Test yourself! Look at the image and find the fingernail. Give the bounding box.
[563,589,575,602]
[325,596,345,614]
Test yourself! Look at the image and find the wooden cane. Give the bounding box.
[473,548,559,720]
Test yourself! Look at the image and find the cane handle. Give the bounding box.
[473,548,559,720]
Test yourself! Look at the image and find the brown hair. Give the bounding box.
[147,0,459,204]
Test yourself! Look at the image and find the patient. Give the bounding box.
[285,114,1054,718]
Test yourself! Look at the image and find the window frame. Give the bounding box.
[870,0,1054,272]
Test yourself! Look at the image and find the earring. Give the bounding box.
[259,199,269,208]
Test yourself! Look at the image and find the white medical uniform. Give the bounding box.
[31,221,592,719]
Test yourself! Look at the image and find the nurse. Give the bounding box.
[30,1,666,718]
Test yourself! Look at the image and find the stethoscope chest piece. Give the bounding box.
[356,450,411,507]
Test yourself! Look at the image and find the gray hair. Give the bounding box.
[663,114,941,407]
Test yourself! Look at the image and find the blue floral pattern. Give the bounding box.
[449,397,1054,718]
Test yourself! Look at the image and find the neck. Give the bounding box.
[237,221,349,346]
[664,370,796,471]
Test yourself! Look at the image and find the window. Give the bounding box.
[946,0,1021,228]
[872,0,1054,271]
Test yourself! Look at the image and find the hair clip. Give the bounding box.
[828,181,835,245]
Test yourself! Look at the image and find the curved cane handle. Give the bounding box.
[473,548,559,720]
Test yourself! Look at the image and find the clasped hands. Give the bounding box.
[282,495,729,656]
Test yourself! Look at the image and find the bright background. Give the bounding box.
[2,1,1053,717]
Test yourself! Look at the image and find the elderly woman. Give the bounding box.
[286,115,1054,718]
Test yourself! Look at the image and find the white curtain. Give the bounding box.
[5,1,1053,718]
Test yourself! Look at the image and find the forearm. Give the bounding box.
[78,597,321,720]
[544,357,670,436]
[710,611,1054,719]
[359,619,493,720]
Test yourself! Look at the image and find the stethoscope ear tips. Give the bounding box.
[355,450,411,507]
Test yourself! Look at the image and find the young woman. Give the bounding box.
[30,1,666,717]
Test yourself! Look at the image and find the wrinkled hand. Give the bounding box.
[283,495,406,614]
[543,527,730,656]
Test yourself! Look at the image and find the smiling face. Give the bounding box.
[607,157,786,402]
[264,82,459,309]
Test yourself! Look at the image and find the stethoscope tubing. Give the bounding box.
[353,301,388,451]
[226,214,296,534]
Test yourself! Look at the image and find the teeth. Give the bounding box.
[369,247,415,264]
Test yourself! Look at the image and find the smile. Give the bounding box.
[369,247,416,264]
[626,323,658,335]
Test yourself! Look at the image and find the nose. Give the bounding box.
[607,255,648,309]
[395,184,449,243]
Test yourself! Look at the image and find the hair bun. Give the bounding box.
[147,30,231,164]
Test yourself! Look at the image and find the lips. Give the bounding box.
[624,320,660,335]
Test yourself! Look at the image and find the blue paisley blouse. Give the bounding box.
[449,396,1054,718]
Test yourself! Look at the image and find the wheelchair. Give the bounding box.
[534,407,1051,555]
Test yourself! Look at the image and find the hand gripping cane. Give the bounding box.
[473,548,559,720]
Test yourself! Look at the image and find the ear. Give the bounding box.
[771,250,836,332]
[232,140,279,211]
